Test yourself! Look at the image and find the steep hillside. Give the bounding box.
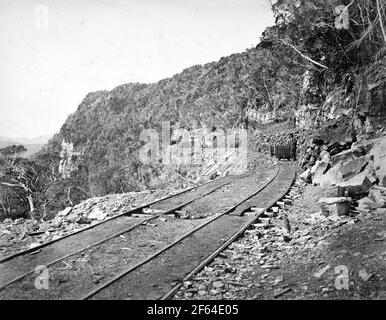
[1,0,385,220]
[35,42,305,199]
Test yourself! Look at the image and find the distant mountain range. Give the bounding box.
[0,135,52,157]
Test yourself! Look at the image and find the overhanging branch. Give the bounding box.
[376,0,386,44]
[280,40,329,70]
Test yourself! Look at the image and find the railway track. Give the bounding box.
[82,163,295,300]
[164,161,296,300]
[0,169,262,298]
[0,174,239,290]
[0,163,295,299]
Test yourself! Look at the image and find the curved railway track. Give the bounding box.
[83,163,295,300]
[0,174,240,290]
[0,170,259,297]
[0,163,295,300]
[163,162,296,300]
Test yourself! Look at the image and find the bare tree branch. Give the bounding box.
[376,0,386,44]
[1,182,21,188]
[280,40,329,70]
[1,182,35,213]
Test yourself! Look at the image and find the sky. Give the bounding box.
[0,0,274,139]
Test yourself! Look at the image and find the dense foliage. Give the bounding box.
[269,0,386,108]
[0,146,45,219]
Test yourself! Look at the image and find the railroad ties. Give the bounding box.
[0,162,296,300]
[0,175,233,291]
[83,164,295,300]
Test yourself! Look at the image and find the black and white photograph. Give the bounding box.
[0,0,386,306]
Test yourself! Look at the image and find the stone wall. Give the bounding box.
[247,106,288,125]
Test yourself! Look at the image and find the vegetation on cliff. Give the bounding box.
[1,0,385,220]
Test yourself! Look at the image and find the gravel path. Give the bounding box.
[174,180,386,300]
[86,166,292,299]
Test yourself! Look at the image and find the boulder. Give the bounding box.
[368,186,386,208]
[14,218,25,225]
[312,161,330,185]
[87,208,108,221]
[328,141,348,156]
[76,217,92,224]
[339,155,371,180]
[308,156,316,167]
[365,118,374,134]
[362,160,379,184]
[357,197,373,212]
[0,239,7,247]
[319,186,340,198]
[299,168,312,182]
[320,151,330,163]
[369,136,386,187]
[350,140,375,154]
[52,216,63,228]
[328,141,341,151]
[336,171,373,197]
[319,150,328,158]
[58,207,72,216]
[317,164,344,188]
[65,211,80,223]
[318,197,352,216]
[357,197,380,212]
[330,147,366,167]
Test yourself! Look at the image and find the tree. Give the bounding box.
[0,145,27,157]
[0,156,41,218]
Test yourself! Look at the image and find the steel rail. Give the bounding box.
[0,174,235,264]
[160,164,296,300]
[0,179,231,290]
[81,167,280,300]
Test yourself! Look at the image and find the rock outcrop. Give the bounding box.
[369,137,386,187]
[368,186,386,208]
[295,95,353,130]
[300,133,386,215]
[318,197,352,217]
[58,141,80,179]
[336,172,373,198]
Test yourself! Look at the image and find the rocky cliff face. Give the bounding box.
[247,107,287,125]
[295,88,354,129]
[58,141,80,179]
